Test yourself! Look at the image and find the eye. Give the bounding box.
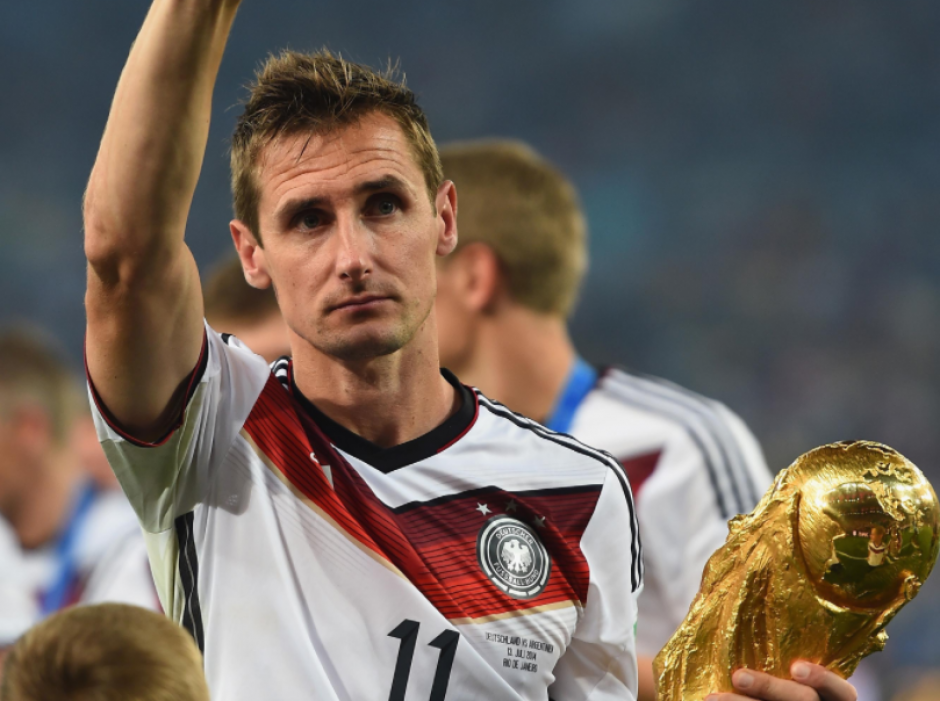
[299,211,322,230]
[366,194,401,217]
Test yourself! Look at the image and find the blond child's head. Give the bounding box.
[1,604,209,701]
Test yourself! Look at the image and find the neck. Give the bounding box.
[451,306,576,424]
[290,315,457,448]
[7,449,83,550]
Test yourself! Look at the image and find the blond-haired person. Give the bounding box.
[0,330,157,620]
[435,140,860,701]
[0,604,208,701]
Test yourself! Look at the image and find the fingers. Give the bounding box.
[704,663,857,701]
[704,668,817,701]
[786,661,858,701]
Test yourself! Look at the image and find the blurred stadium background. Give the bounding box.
[2,1,939,694]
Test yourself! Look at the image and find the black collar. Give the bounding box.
[292,369,477,473]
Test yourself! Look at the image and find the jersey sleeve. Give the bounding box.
[635,403,773,656]
[87,323,270,534]
[548,468,640,701]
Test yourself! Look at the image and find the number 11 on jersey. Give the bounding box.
[388,620,460,701]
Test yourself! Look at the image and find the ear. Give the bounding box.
[454,242,503,313]
[230,220,272,290]
[434,180,458,257]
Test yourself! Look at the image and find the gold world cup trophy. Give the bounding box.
[654,441,940,701]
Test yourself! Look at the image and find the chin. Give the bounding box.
[303,302,431,362]
[316,326,412,362]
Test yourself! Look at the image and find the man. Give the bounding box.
[203,255,290,362]
[82,2,855,700]
[0,330,157,625]
[434,140,857,701]
[0,603,209,701]
[84,2,639,699]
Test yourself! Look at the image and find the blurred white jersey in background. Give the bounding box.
[554,363,772,657]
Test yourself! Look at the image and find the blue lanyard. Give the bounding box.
[544,357,598,435]
[40,483,96,616]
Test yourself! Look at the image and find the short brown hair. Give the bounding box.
[0,328,80,445]
[203,255,279,326]
[439,140,587,317]
[0,604,209,701]
[231,50,443,239]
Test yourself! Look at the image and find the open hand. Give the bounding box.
[706,661,857,701]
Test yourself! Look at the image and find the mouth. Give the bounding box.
[328,295,393,313]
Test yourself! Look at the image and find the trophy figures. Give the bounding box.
[654,441,940,701]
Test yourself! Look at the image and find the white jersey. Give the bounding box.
[90,326,641,701]
[568,367,772,657]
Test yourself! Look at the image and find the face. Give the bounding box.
[231,113,457,363]
[0,405,48,518]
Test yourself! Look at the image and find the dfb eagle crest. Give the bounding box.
[477,515,551,600]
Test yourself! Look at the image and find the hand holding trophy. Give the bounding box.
[655,441,940,700]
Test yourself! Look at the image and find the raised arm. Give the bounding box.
[84,0,241,440]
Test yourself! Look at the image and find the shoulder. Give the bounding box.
[584,367,752,432]
[472,387,635,498]
[472,387,643,592]
[203,326,285,403]
[577,367,768,517]
[213,328,279,377]
[592,366,735,417]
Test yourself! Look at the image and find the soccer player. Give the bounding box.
[0,330,157,619]
[84,2,640,699]
[0,603,209,701]
[434,140,859,701]
[82,2,856,700]
[203,255,290,362]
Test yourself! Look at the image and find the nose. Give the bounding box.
[334,214,373,283]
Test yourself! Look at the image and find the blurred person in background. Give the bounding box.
[0,329,159,624]
[0,603,209,701]
[203,255,290,363]
[436,139,886,701]
[434,140,785,700]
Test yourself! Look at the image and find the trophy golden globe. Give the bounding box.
[654,441,940,701]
